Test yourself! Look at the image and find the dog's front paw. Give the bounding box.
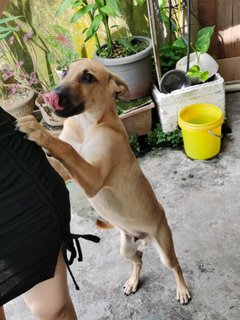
[16,115,52,149]
[123,276,139,295]
[176,285,191,305]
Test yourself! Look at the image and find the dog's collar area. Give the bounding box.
[62,233,100,290]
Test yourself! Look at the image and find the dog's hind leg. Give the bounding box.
[151,215,191,304]
[120,231,143,295]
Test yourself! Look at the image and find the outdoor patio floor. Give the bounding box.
[4,91,240,320]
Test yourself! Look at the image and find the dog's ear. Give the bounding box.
[109,72,130,99]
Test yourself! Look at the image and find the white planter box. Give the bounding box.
[152,73,225,133]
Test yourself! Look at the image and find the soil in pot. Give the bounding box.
[93,36,153,100]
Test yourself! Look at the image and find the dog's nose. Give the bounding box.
[54,86,62,96]
[54,86,69,100]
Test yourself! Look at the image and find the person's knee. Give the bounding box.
[27,294,71,319]
[0,306,6,320]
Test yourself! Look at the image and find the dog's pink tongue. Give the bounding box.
[41,92,64,110]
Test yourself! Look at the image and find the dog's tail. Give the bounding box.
[95,217,114,229]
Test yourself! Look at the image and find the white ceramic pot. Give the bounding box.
[35,94,64,127]
[93,36,153,100]
[55,66,63,80]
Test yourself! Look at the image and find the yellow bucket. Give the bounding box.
[178,103,224,160]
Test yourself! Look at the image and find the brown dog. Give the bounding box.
[17,59,191,304]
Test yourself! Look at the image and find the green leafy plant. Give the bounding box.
[186,65,209,83]
[56,0,147,58]
[160,40,187,74]
[161,25,215,81]
[0,16,20,40]
[194,26,215,54]
[158,0,188,74]
[129,134,141,156]
[186,26,215,82]
[45,25,80,69]
[146,124,183,148]
[158,1,215,81]
[0,16,55,101]
[127,124,183,157]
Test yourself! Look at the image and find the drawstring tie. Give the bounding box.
[62,233,100,290]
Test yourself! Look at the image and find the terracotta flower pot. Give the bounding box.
[120,101,155,136]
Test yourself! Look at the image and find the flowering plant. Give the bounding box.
[0,60,38,100]
[0,16,53,102]
[45,25,80,70]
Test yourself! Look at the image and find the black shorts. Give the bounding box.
[0,107,71,306]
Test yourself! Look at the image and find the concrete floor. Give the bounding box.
[4,92,240,319]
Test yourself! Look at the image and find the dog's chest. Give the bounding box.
[89,187,128,225]
[90,187,121,214]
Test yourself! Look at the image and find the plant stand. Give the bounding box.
[152,73,225,133]
[118,98,155,136]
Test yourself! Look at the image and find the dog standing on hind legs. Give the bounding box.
[16,58,191,304]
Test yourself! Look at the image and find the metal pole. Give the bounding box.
[169,0,172,43]
[146,0,162,89]
[186,0,191,72]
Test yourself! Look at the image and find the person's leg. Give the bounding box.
[0,306,6,320]
[23,251,77,320]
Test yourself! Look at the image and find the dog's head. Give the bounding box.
[41,59,129,118]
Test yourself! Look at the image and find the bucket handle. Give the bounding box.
[208,130,223,139]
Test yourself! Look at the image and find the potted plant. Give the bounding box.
[116,96,155,136]
[175,26,218,83]
[0,15,65,128]
[150,1,225,133]
[0,62,36,118]
[0,16,36,118]
[56,0,153,101]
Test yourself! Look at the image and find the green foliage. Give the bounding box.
[194,26,215,54]
[147,124,183,148]
[128,124,183,157]
[129,134,141,155]
[158,0,173,34]
[56,0,122,57]
[98,37,147,58]
[0,15,56,100]
[186,26,215,82]
[160,39,187,74]
[0,16,20,40]
[56,0,145,58]
[187,65,209,83]
[45,25,80,69]
[135,0,146,5]
[158,1,215,80]
[158,1,187,73]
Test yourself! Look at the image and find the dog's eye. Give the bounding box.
[61,68,68,78]
[81,73,96,83]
